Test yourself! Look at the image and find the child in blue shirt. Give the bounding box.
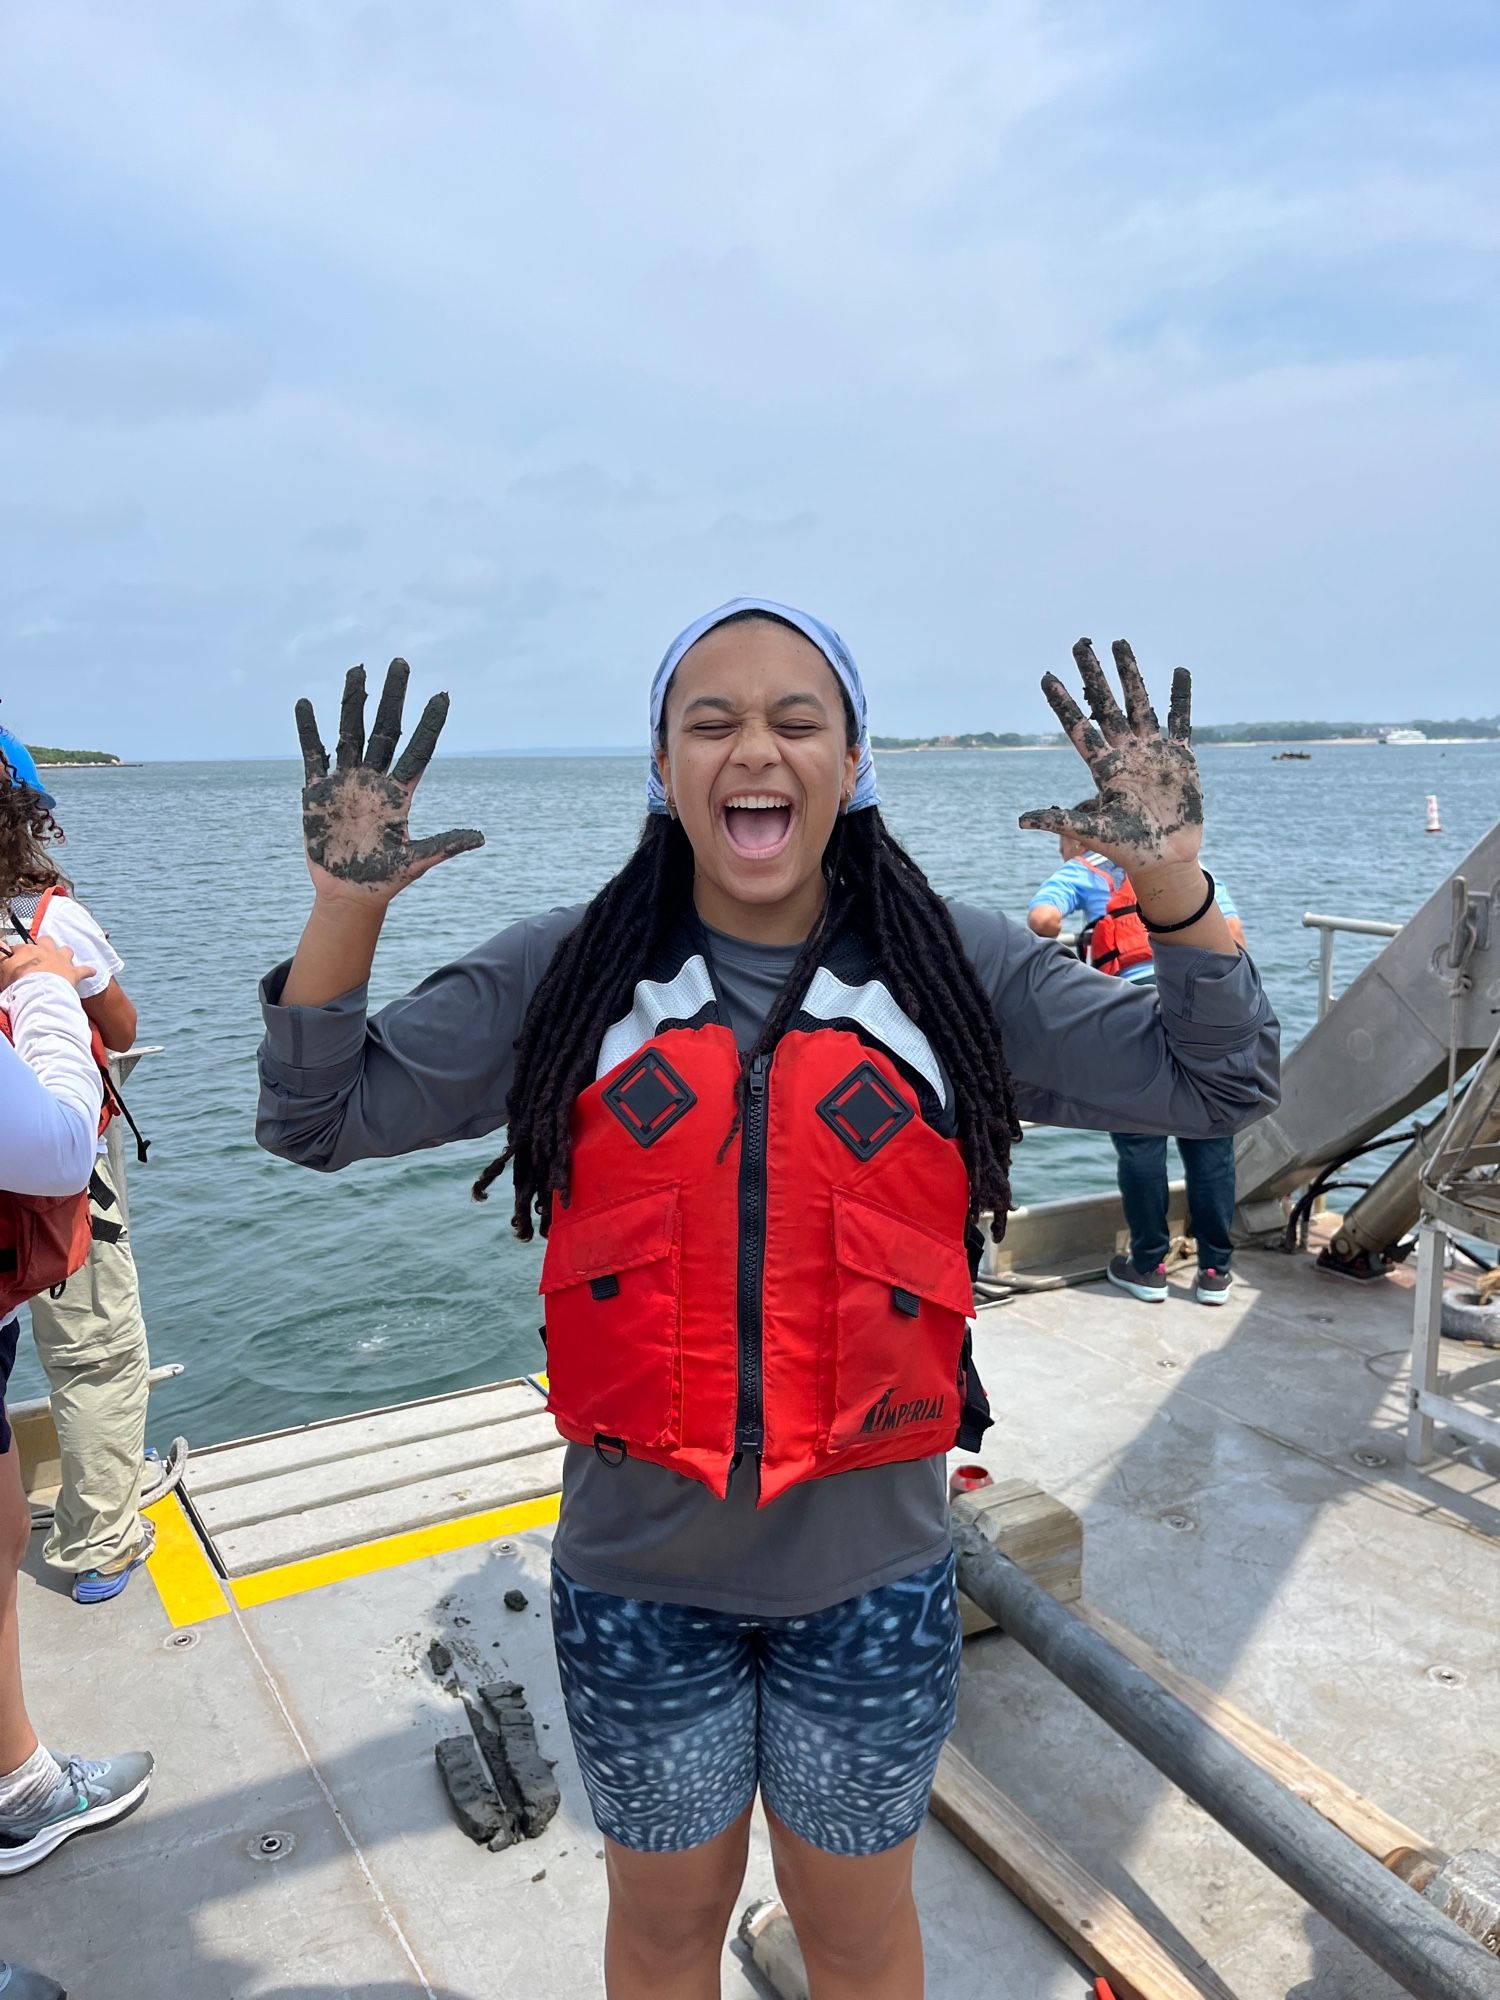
[1028,837,1242,976]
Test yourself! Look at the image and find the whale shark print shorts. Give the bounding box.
[550,1553,961,1855]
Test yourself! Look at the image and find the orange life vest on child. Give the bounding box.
[0,1009,95,1318]
[538,923,991,1506]
[1085,866,1153,979]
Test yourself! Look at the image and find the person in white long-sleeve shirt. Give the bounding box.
[0,932,153,1922]
[1,955,104,1195]
[2,746,154,1600]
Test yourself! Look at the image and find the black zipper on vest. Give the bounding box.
[733,1053,771,1454]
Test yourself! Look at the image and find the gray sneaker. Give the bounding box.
[1196,1267,1233,1305]
[0,1750,154,1876]
[1107,1254,1168,1303]
[0,1963,67,1998]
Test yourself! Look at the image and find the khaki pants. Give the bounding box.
[27,1156,150,1575]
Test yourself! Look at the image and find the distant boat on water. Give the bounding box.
[1380,727,1428,745]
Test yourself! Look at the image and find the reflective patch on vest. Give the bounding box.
[801,967,947,1109]
[860,1386,947,1434]
[602,1049,698,1147]
[817,1060,914,1160]
[596,955,716,1079]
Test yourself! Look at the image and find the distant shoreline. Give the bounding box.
[877,736,1495,753]
[31,739,1499,768]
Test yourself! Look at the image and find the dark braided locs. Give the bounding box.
[472,812,694,1237]
[474,625,1023,1242]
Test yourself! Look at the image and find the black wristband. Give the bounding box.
[1138,869,1216,935]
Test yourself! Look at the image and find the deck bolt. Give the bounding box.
[248,1829,296,1861]
[1352,1448,1388,1468]
[1155,1357,1179,1370]
[1426,1664,1465,1688]
[1161,1511,1196,1533]
[164,1629,200,1651]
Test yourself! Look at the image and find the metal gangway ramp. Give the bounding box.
[1236,819,1500,1221]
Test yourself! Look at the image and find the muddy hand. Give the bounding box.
[296,659,484,901]
[1017,638,1203,871]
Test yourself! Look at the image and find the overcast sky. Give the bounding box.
[3,2,1495,758]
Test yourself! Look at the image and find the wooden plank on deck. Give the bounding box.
[185,1380,544,1492]
[931,1745,1235,2000]
[207,1444,567,1575]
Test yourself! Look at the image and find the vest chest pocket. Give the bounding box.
[539,1185,682,1451]
[826,1190,974,1454]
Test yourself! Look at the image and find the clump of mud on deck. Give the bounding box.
[430,1639,561,1851]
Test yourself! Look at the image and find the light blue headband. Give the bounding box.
[646,596,879,815]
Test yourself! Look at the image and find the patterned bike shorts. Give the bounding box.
[550,1552,961,1856]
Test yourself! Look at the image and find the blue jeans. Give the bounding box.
[1111,1133,1236,1275]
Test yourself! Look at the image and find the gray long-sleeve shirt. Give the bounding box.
[258,903,1278,1615]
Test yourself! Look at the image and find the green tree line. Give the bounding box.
[25,745,124,766]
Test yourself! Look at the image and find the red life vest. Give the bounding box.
[0,1010,95,1318]
[538,929,989,1505]
[1086,866,1153,979]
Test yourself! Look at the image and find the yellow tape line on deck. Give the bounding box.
[145,1491,230,1626]
[146,1486,563,1626]
[146,1376,558,1626]
[228,1490,563,1609]
[146,1487,563,1625]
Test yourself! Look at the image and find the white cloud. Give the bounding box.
[303,521,367,555]
[509,463,662,509]
[287,613,361,658]
[0,325,272,425]
[0,2,1493,753]
[0,496,144,544]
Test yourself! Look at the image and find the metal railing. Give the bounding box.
[1302,912,1403,1021]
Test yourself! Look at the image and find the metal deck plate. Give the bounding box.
[11,1250,1499,1997]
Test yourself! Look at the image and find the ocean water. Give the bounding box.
[9,740,1495,1451]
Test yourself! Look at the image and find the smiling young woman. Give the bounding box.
[655,614,859,940]
[259,598,1279,1999]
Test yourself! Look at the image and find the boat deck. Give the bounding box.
[11,1244,1499,1998]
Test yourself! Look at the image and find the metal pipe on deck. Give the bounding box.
[953,1523,1500,2000]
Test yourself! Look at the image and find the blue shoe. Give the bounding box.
[0,1962,67,1997]
[72,1517,155,1605]
[0,1750,153,1876]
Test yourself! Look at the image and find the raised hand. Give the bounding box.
[1018,638,1203,872]
[296,660,484,901]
